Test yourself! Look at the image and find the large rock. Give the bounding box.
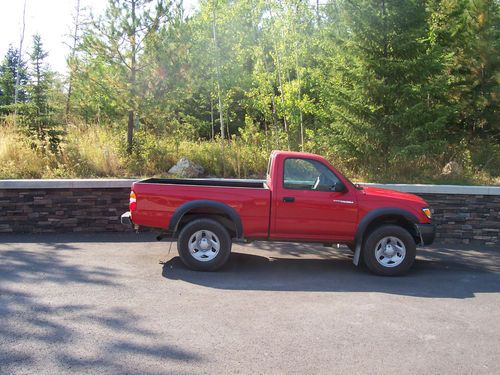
[441,161,463,176]
[168,158,204,178]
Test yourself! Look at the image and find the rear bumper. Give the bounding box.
[416,223,436,246]
[121,211,133,227]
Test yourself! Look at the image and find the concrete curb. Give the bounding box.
[0,179,138,189]
[0,179,498,195]
[361,183,500,196]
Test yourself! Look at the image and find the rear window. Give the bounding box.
[266,154,274,179]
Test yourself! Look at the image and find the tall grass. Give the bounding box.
[60,124,123,177]
[125,128,269,178]
[0,121,498,184]
[0,125,54,178]
[0,123,269,179]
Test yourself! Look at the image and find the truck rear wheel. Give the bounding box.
[362,225,416,276]
[177,218,232,271]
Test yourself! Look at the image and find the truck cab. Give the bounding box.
[267,151,359,242]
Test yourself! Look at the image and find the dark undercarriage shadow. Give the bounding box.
[0,231,158,244]
[162,242,500,299]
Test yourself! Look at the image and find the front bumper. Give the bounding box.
[121,211,133,227]
[416,223,436,246]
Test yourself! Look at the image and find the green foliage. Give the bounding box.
[317,0,451,174]
[1,0,498,183]
[74,0,177,152]
[21,35,63,153]
[0,45,29,105]
[428,0,499,141]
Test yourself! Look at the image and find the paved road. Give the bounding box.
[0,233,499,374]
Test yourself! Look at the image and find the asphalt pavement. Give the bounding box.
[0,233,499,374]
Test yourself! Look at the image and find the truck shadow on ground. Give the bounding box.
[162,242,500,299]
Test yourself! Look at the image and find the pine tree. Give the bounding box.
[0,46,29,107]
[23,34,61,153]
[428,0,499,142]
[30,35,49,112]
[318,0,451,176]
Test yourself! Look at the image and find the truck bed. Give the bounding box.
[140,178,267,189]
[131,178,271,237]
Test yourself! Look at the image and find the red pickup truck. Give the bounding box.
[122,151,435,275]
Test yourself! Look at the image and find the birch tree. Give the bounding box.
[211,0,225,173]
[65,0,82,119]
[13,0,27,123]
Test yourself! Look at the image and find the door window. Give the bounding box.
[283,158,340,191]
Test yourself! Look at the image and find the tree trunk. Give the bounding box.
[316,0,320,26]
[260,49,280,148]
[226,105,230,140]
[127,110,134,153]
[212,2,225,175]
[269,3,290,150]
[264,120,270,152]
[210,94,215,140]
[14,0,27,125]
[270,94,280,147]
[295,45,304,151]
[66,0,81,120]
[275,43,290,150]
[127,0,138,154]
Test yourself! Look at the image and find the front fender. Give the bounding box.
[352,208,419,266]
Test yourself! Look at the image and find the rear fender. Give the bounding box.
[168,200,243,239]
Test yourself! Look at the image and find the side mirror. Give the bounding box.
[332,181,346,192]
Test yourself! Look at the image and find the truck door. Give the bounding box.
[271,157,358,242]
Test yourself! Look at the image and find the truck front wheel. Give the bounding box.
[177,218,232,271]
[362,225,416,276]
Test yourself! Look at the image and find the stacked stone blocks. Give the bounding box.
[0,181,498,246]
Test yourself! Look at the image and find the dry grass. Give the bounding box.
[60,124,124,177]
[0,121,498,184]
[0,125,53,178]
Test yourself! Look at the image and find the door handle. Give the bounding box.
[283,196,295,203]
[332,199,354,204]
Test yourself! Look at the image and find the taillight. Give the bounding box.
[129,191,137,212]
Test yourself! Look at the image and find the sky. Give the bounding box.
[0,0,199,76]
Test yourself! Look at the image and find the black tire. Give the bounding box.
[177,218,232,271]
[362,225,416,276]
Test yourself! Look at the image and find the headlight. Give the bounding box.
[422,208,432,219]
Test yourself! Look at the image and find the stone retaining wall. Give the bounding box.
[0,180,498,246]
[0,187,130,234]
[419,193,499,246]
